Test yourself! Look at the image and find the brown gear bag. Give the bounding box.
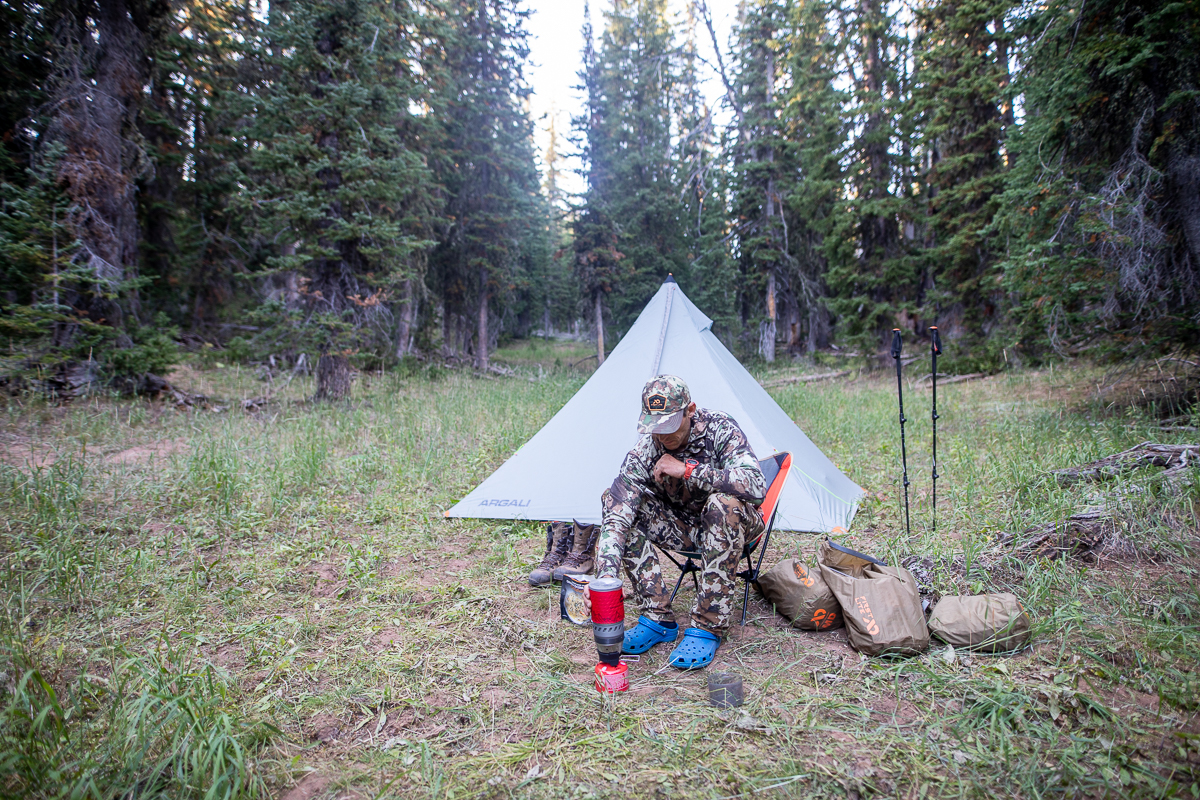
[817,539,929,657]
[757,558,843,630]
[928,594,1031,653]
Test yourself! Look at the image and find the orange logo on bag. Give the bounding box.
[810,608,839,630]
[793,563,815,588]
[854,596,880,636]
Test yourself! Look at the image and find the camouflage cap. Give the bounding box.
[638,375,692,434]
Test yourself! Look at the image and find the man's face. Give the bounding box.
[652,403,696,452]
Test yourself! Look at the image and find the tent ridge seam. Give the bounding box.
[650,284,674,377]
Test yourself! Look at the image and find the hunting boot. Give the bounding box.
[528,522,574,587]
[552,520,599,580]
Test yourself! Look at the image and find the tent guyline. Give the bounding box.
[446,278,863,533]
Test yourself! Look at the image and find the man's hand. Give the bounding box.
[581,584,591,614]
[653,454,686,483]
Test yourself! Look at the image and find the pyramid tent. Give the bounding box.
[446,278,863,532]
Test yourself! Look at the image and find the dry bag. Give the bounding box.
[817,539,929,657]
[928,594,1031,653]
[757,559,843,630]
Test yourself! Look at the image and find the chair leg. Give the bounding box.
[669,567,686,602]
[739,516,777,626]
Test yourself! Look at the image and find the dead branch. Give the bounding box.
[139,373,212,409]
[1052,441,1199,486]
[760,370,851,388]
[915,372,986,385]
[693,0,744,127]
[998,509,1136,562]
[941,373,986,385]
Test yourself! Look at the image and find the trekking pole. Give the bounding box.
[891,329,911,537]
[930,326,942,533]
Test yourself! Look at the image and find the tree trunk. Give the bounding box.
[395,278,416,359]
[760,271,776,362]
[543,299,551,339]
[50,0,156,333]
[315,353,352,400]
[594,290,605,365]
[441,298,452,357]
[760,41,778,363]
[476,266,489,370]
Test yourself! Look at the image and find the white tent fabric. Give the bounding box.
[446,278,863,532]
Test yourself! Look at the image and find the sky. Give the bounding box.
[522,0,742,197]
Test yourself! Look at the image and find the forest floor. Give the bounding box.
[2,341,1199,799]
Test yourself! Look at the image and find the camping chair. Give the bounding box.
[660,452,793,626]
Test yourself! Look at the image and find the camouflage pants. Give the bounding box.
[601,490,764,636]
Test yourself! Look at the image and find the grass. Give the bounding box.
[0,341,1197,799]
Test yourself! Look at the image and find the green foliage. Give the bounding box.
[1,0,1195,383]
[995,0,1200,358]
[0,634,275,800]
[574,0,690,339]
[106,314,181,378]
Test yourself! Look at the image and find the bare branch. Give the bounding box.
[692,0,743,126]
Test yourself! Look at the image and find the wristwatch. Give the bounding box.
[682,459,699,480]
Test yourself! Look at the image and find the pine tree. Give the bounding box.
[41,0,175,342]
[909,0,1013,354]
[729,0,790,361]
[573,0,621,364]
[778,0,848,353]
[427,0,545,370]
[823,0,909,349]
[535,113,579,338]
[996,0,1200,356]
[575,0,687,355]
[676,5,738,343]
[241,0,436,390]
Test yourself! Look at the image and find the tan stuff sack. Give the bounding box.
[757,559,843,630]
[817,539,930,657]
[928,594,1031,653]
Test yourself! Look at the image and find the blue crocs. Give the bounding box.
[621,616,679,654]
[667,628,721,669]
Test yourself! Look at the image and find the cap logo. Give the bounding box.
[646,393,668,412]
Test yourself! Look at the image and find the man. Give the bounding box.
[588,375,766,669]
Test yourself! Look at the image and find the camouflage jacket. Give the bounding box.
[596,408,766,578]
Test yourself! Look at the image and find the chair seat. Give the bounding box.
[672,527,764,562]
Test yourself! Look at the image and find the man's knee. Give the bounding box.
[701,493,753,529]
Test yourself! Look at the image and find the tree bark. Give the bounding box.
[50,0,158,333]
[760,271,776,362]
[594,290,605,365]
[760,37,778,363]
[315,353,352,400]
[476,266,489,370]
[395,278,416,359]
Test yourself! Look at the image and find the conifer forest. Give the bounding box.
[1,0,1197,390]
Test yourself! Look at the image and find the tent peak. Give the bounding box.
[664,274,677,284]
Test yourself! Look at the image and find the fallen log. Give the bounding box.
[760,370,851,388]
[914,372,986,385]
[998,509,1143,562]
[138,373,212,409]
[1051,441,1199,486]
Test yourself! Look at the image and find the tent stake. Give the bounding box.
[891,329,911,537]
[930,326,941,533]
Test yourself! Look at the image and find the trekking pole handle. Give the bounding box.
[930,326,941,356]
[890,329,902,359]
